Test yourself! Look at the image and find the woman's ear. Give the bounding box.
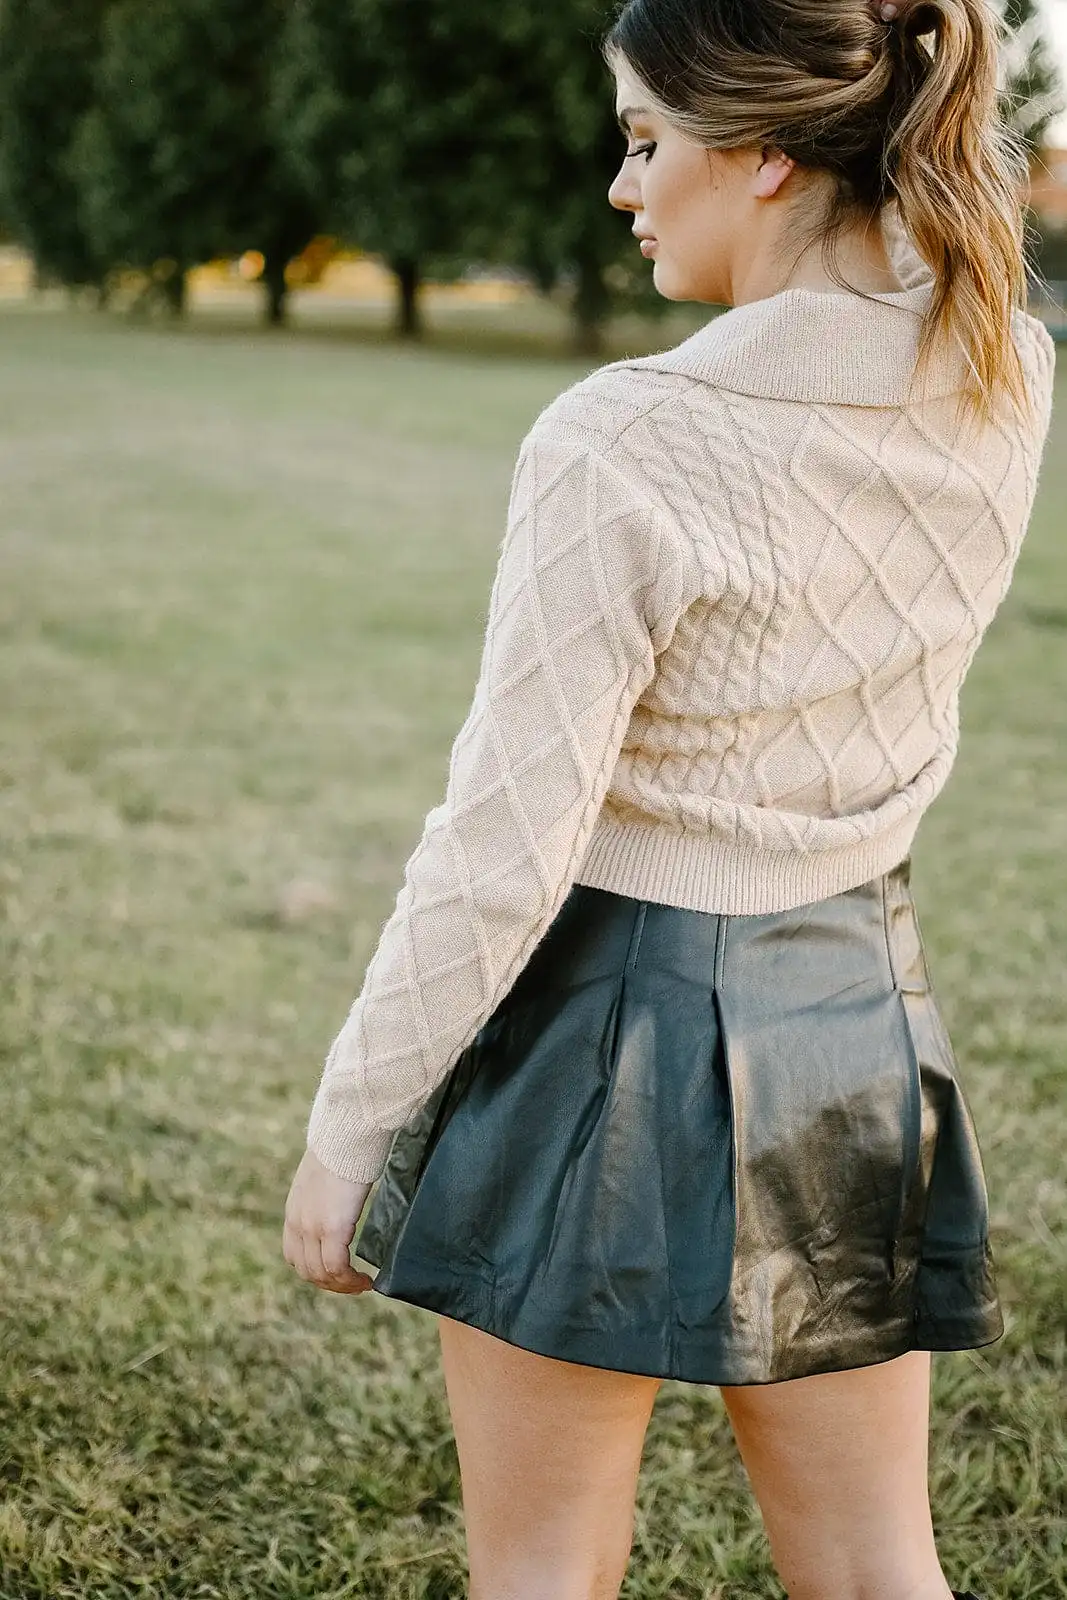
[752,145,797,200]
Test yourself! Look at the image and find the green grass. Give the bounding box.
[1,300,1065,1599]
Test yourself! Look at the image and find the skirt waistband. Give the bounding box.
[506,854,913,998]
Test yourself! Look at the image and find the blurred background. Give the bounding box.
[2,0,1067,339]
[1,4,1065,1599]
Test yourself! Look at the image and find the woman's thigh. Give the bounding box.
[437,1314,662,1600]
[721,1350,950,1600]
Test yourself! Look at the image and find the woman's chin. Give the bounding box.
[649,259,683,301]
[650,261,718,305]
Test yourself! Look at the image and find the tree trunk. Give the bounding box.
[392,256,422,339]
[161,265,188,317]
[523,246,557,298]
[263,252,288,326]
[572,250,608,358]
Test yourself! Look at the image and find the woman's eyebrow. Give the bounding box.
[615,105,651,133]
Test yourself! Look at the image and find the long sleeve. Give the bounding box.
[306,418,696,1183]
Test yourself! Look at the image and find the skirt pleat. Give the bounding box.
[354,854,1002,1385]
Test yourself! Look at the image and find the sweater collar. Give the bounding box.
[620,277,978,406]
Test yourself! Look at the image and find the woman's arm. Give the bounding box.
[305,417,696,1184]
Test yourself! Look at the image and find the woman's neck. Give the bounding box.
[777,212,908,298]
[736,209,909,305]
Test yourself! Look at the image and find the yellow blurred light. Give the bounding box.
[237,251,265,281]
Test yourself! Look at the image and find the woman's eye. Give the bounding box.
[625,143,656,163]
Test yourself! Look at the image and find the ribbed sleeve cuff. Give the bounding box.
[306,1093,396,1184]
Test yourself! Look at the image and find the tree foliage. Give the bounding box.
[74,0,316,321]
[501,0,669,346]
[277,0,656,347]
[1001,0,1065,152]
[0,0,111,288]
[277,0,544,335]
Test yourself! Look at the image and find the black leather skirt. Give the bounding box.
[354,855,1003,1385]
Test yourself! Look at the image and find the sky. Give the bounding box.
[1040,0,1067,143]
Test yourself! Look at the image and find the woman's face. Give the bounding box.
[607,56,797,307]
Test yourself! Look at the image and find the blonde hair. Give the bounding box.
[604,0,1038,430]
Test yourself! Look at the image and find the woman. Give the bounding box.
[283,1,1055,1595]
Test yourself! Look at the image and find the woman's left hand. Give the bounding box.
[282,1146,376,1294]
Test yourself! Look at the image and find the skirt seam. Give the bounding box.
[879,871,900,991]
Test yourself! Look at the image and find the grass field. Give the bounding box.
[1,300,1065,1600]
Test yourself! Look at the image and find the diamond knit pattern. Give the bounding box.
[307,279,1055,1184]
[307,428,695,1180]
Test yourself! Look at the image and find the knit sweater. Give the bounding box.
[307,212,1056,1184]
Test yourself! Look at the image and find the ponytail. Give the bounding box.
[884,0,1034,428]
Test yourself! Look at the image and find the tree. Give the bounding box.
[278,0,654,350]
[503,0,663,354]
[1001,0,1065,153]
[74,0,316,323]
[0,0,111,292]
[278,0,530,338]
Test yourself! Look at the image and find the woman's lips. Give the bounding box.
[639,238,658,257]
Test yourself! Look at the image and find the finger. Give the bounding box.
[316,1232,375,1294]
[281,1218,313,1283]
[326,1235,375,1286]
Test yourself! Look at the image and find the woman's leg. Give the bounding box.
[437,1314,662,1600]
[721,1349,955,1600]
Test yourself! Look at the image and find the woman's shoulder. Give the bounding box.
[1011,303,1056,385]
[523,352,712,469]
[1003,305,1057,455]
[514,353,744,574]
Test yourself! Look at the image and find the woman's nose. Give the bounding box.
[607,159,639,213]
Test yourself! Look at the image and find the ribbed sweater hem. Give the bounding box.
[572,812,923,916]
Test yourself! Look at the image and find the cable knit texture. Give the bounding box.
[307,206,1056,1183]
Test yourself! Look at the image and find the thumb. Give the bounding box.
[319,1230,375,1289]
